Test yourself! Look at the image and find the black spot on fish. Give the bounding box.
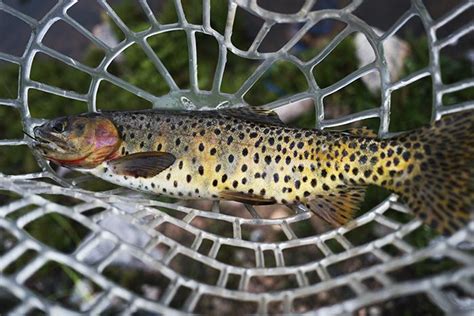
[242,148,248,156]
[199,143,205,151]
[227,136,233,145]
[241,164,248,172]
[377,167,384,175]
[198,166,204,175]
[228,154,234,163]
[264,155,271,164]
[273,173,279,183]
[369,143,378,152]
[210,148,217,155]
[393,157,400,166]
[402,151,410,161]
[221,174,228,182]
[215,164,221,172]
[254,153,260,163]
[414,152,424,160]
[322,184,330,191]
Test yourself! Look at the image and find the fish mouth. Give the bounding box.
[32,126,71,154]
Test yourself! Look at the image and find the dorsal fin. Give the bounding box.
[305,186,366,226]
[215,107,285,126]
[341,127,377,138]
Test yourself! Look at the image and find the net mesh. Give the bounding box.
[0,0,473,314]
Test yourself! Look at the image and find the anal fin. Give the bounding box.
[305,186,366,226]
[220,190,276,205]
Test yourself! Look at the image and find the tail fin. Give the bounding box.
[393,111,474,236]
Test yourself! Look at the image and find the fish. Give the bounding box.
[33,108,473,236]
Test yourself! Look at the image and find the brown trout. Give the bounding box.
[33,108,473,235]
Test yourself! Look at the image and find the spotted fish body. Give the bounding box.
[35,109,473,236]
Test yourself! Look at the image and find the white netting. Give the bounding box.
[0,0,473,314]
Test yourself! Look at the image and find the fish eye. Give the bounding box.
[52,121,66,133]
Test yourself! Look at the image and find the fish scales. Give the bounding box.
[33,109,474,236]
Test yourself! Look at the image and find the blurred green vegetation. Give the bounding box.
[0,1,473,313]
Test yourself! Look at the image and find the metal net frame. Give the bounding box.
[0,0,473,314]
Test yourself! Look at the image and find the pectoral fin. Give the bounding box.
[220,190,276,205]
[306,186,366,226]
[108,152,176,178]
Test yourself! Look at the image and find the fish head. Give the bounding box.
[33,114,121,168]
